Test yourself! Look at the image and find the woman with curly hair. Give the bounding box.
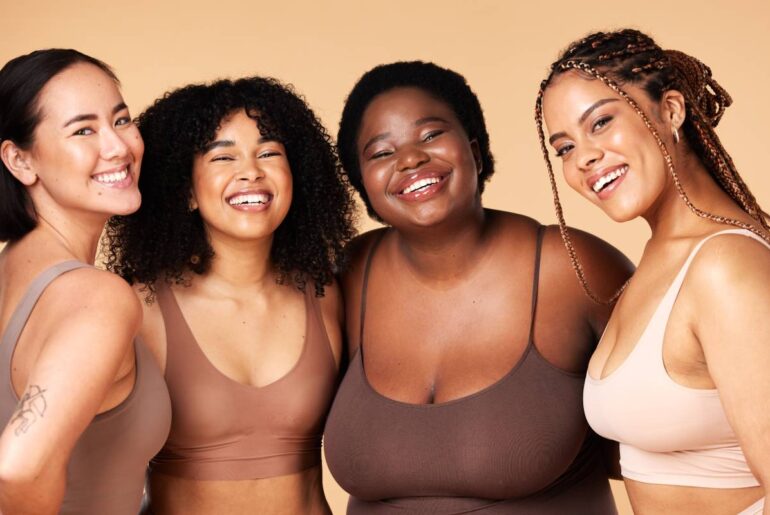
[323,61,634,514]
[106,77,355,514]
[537,29,770,514]
[0,49,170,514]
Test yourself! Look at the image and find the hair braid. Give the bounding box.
[536,29,770,304]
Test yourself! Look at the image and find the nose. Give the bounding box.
[237,158,265,181]
[395,145,430,172]
[576,141,603,171]
[100,127,130,161]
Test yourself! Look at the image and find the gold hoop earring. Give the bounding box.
[673,126,680,145]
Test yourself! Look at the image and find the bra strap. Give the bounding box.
[358,231,388,352]
[527,225,546,344]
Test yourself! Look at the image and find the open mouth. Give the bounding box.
[592,165,628,194]
[400,176,443,195]
[92,167,131,186]
[227,192,272,207]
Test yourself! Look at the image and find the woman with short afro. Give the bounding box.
[106,76,355,514]
[323,60,634,513]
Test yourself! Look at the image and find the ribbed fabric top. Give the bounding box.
[0,261,171,515]
[585,229,768,488]
[324,227,617,514]
[150,284,337,480]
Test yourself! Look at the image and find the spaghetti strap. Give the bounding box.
[527,225,545,344]
[358,231,388,353]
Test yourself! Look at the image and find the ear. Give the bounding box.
[0,139,37,186]
[661,89,687,130]
[470,139,483,176]
[188,189,198,212]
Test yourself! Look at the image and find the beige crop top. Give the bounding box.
[584,229,768,488]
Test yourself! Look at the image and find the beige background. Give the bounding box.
[3,1,769,513]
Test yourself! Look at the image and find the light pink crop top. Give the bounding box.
[584,229,768,488]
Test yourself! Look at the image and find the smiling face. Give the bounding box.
[191,109,292,244]
[25,62,143,217]
[542,71,675,223]
[357,87,482,229]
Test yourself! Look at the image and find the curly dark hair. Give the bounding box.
[104,76,356,298]
[337,61,495,221]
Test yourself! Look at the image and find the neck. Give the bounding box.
[197,229,276,296]
[393,205,487,282]
[34,208,107,264]
[643,150,742,241]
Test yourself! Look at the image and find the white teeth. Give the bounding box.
[402,177,440,194]
[592,166,628,193]
[94,168,128,184]
[228,193,270,206]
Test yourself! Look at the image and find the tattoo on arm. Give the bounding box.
[9,385,47,436]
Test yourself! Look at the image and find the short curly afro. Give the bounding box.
[105,76,356,298]
[337,61,495,220]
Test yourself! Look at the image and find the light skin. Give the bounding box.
[343,87,632,452]
[543,70,770,515]
[137,110,343,515]
[0,62,144,514]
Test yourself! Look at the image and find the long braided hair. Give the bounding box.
[534,29,770,304]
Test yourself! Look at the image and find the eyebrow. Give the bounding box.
[361,116,451,153]
[62,102,128,128]
[548,98,618,145]
[202,136,274,154]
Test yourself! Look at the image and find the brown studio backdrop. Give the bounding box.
[2,1,769,512]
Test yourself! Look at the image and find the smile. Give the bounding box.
[92,167,131,187]
[592,165,628,193]
[401,177,442,194]
[228,192,271,206]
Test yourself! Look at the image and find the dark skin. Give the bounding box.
[341,88,633,463]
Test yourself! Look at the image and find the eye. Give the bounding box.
[370,149,393,160]
[592,115,612,132]
[423,129,444,142]
[115,116,132,127]
[211,155,235,162]
[258,150,282,159]
[555,143,574,158]
[73,127,94,136]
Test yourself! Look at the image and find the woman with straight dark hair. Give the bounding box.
[0,49,170,514]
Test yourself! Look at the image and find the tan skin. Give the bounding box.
[0,63,144,514]
[543,71,770,514]
[342,88,632,463]
[138,110,342,515]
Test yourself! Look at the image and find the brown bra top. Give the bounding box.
[324,228,616,514]
[150,283,338,480]
[0,261,171,515]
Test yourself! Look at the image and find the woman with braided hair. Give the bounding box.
[538,29,770,514]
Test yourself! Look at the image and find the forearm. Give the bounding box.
[0,465,65,515]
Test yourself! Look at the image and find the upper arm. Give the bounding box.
[318,279,344,368]
[338,229,386,358]
[133,282,167,372]
[688,236,770,484]
[0,270,141,480]
[555,226,635,336]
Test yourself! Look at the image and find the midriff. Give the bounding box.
[625,479,763,515]
[146,466,331,515]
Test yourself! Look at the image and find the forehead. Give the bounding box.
[542,71,617,121]
[359,86,460,133]
[36,62,122,121]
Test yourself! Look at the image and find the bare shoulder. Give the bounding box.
[341,228,389,283]
[687,232,770,302]
[317,278,344,367]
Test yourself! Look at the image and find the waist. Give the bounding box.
[620,444,759,489]
[624,478,764,515]
[146,466,330,515]
[151,436,322,480]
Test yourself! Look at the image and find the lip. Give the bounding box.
[587,164,629,200]
[225,188,274,212]
[586,164,627,191]
[91,163,134,189]
[392,167,451,202]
